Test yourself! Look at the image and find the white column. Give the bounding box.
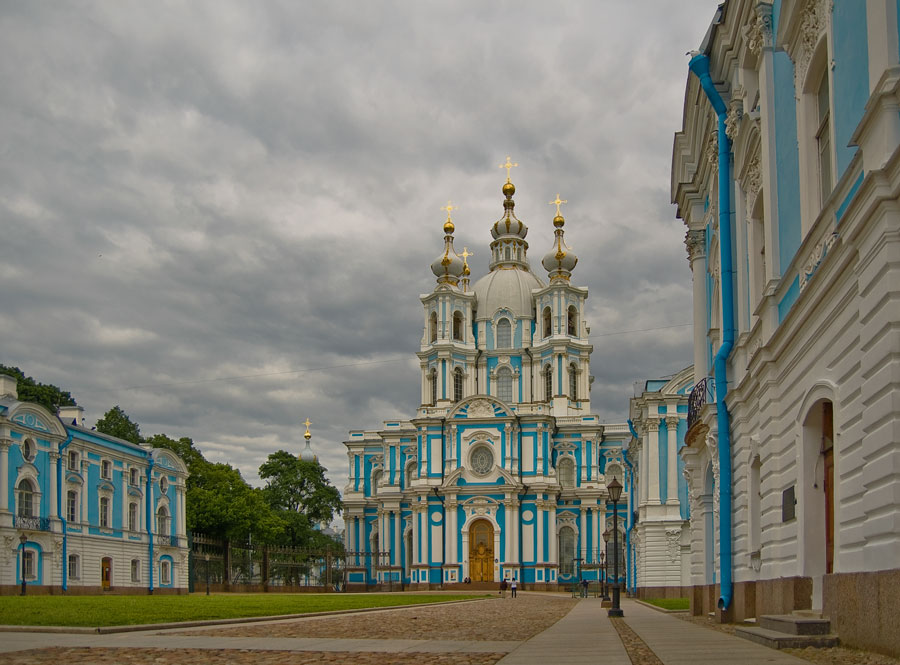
[579,507,587,561]
[536,502,544,564]
[581,440,588,483]
[412,508,420,565]
[549,503,558,564]
[393,511,401,567]
[686,230,709,379]
[49,451,59,519]
[511,502,519,565]
[0,440,9,512]
[447,501,457,564]
[647,418,661,505]
[639,436,649,506]
[504,500,512,562]
[177,486,187,538]
[666,416,680,507]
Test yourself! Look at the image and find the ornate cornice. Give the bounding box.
[744,153,762,219]
[747,1,774,56]
[792,0,833,101]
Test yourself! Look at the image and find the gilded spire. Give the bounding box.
[441,200,457,235]
[549,194,568,223]
[303,417,312,440]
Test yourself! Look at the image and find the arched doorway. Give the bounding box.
[802,398,835,608]
[469,520,494,582]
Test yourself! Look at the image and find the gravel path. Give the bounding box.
[181,594,578,642]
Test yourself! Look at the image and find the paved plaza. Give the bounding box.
[0,593,830,664]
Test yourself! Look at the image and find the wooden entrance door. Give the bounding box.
[823,402,834,575]
[469,520,493,582]
[101,558,111,590]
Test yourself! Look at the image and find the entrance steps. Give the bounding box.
[735,611,839,650]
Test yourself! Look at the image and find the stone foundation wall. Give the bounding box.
[0,584,187,596]
[824,569,900,657]
[637,585,690,599]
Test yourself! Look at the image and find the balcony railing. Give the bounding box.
[14,515,51,531]
[155,534,178,547]
[687,377,716,430]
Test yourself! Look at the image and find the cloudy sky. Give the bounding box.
[0,1,719,500]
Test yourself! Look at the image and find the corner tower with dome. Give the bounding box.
[343,164,632,590]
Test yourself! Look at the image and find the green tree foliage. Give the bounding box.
[0,364,76,412]
[259,450,343,548]
[95,405,142,444]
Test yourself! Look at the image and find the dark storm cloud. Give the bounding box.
[0,1,720,499]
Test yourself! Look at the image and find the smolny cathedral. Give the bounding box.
[342,162,680,590]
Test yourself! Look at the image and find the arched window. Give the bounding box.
[497,367,513,403]
[496,318,512,348]
[544,366,553,401]
[569,363,578,401]
[160,559,171,585]
[430,369,438,405]
[558,457,575,488]
[543,307,552,338]
[67,490,78,523]
[17,479,34,517]
[567,306,578,336]
[453,368,464,402]
[405,463,416,489]
[452,311,464,341]
[505,246,511,260]
[156,506,169,534]
[559,527,576,576]
[99,496,110,528]
[371,470,382,497]
[429,312,438,343]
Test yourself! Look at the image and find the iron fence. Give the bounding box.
[687,376,715,430]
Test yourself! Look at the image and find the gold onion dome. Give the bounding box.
[431,201,464,285]
[300,418,316,461]
[542,194,578,281]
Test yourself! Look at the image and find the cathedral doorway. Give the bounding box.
[469,520,494,582]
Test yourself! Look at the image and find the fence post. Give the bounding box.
[262,546,269,593]
[223,538,231,591]
[187,532,195,593]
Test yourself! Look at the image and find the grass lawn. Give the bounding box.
[0,593,488,627]
[642,597,690,611]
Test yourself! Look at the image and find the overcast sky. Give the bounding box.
[0,1,719,502]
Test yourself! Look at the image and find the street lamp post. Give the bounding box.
[19,534,28,596]
[599,546,609,601]
[607,477,624,617]
[205,553,210,596]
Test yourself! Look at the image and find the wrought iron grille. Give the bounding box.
[687,377,715,430]
[14,515,50,531]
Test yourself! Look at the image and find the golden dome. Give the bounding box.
[553,214,565,228]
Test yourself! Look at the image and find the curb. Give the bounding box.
[634,599,690,614]
[0,596,491,635]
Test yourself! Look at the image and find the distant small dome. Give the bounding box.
[542,214,578,281]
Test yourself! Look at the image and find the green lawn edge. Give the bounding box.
[0,593,489,627]
[642,597,690,610]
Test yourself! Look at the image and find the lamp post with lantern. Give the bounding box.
[607,477,624,617]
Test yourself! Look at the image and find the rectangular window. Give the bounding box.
[130,468,138,486]
[67,491,77,523]
[68,554,79,580]
[23,550,35,579]
[131,559,140,583]
[816,71,832,205]
[160,560,171,585]
[68,451,78,471]
[128,503,137,531]
[101,460,111,480]
[100,496,110,528]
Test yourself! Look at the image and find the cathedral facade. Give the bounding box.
[343,170,631,590]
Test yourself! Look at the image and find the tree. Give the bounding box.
[95,405,142,444]
[189,461,281,542]
[259,450,343,525]
[0,364,76,412]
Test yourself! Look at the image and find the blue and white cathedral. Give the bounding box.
[343,166,633,589]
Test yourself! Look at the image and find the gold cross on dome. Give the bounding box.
[460,247,473,262]
[499,156,518,182]
[441,201,457,221]
[303,417,311,432]
[549,194,568,216]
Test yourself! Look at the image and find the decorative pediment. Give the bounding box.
[128,487,143,498]
[448,395,513,420]
[65,471,83,486]
[97,479,115,494]
[553,441,578,452]
[9,404,65,437]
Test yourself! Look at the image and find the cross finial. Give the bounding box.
[549,193,568,216]
[441,200,457,221]
[303,417,312,439]
[460,247,473,262]
[499,156,518,182]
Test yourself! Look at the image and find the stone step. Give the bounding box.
[735,626,839,650]
[759,614,832,635]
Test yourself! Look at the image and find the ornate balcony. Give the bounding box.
[687,377,715,431]
[14,515,51,532]
[155,534,178,548]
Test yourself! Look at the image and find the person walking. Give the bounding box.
[510,576,517,598]
[500,578,508,597]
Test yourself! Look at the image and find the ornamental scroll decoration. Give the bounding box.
[800,231,839,291]
[685,229,706,263]
[744,154,762,220]
[792,0,833,101]
[706,431,720,520]
[747,2,774,56]
[725,96,743,142]
[666,529,682,563]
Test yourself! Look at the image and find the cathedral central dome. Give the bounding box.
[472,267,545,319]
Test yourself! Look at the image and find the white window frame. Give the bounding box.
[99,495,111,528]
[101,459,112,480]
[131,558,141,583]
[66,490,78,523]
[68,554,80,580]
[160,560,171,585]
[128,501,138,532]
[23,549,36,580]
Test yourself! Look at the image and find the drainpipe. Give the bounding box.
[57,431,74,592]
[625,420,639,595]
[688,52,735,613]
[146,457,155,594]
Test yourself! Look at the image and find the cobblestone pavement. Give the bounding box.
[0,647,506,665]
[181,594,577,641]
